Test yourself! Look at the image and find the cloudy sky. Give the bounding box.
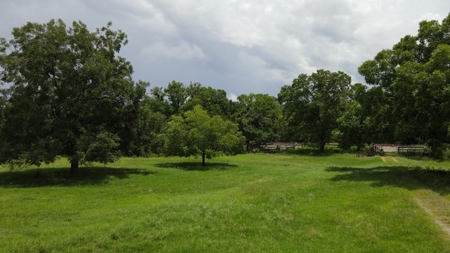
[0,1,449,99]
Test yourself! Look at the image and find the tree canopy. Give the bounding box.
[181,84,232,119]
[0,19,149,172]
[278,70,351,152]
[161,105,245,165]
[358,13,450,157]
[233,93,284,151]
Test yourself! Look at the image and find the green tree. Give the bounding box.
[0,90,5,137]
[336,83,390,150]
[234,93,284,151]
[278,70,351,153]
[336,89,365,150]
[161,105,245,165]
[181,83,232,119]
[0,19,148,173]
[358,14,450,158]
[164,81,187,116]
[120,94,167,157]
[147,86,171,118]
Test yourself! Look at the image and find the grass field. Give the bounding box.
[1,152,450,252]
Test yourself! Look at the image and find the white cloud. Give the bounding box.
[227,93,238,102]
[142,40,208,61]
[109,0,179,37]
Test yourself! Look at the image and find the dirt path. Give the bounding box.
[414,189,450,237]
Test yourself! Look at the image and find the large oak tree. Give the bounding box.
[0,19,149,173]
[278,70,351,153]
[233,93,284,151]
[358,13,450,158]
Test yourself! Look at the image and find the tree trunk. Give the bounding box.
[70,158,79,174]
[202,150,206,166]
[319,142,325,153]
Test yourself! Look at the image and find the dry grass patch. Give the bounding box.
[415,189,450,237]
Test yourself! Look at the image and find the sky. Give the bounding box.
[0,0,449,99]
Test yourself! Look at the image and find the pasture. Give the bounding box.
[1,153,450,252]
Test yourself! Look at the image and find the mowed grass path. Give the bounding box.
[1,153,450,252]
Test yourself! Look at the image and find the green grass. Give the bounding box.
[1,153,450,252]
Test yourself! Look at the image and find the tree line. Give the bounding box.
[0,14,449,172]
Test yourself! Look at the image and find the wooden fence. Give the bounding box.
[397,146,426,156]
[262,142,304,153]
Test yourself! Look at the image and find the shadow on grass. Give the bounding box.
[0,167,157,188]
[155,162,237,171]
[398,155,438,162]
[326,166,450,195]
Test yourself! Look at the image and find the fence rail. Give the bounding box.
[398,146,426,156]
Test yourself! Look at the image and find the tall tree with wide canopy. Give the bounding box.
[278,70,351,153]
[0,19,149,173]
[181,83,232,119]
[161,105,245,165]
[164,81,188,116]
[337,83,393,150]
[233,93,284,151]
[358,14,450,157]
[147,86,171,118]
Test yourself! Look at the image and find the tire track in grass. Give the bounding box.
[380,156,399,163]
[414,189,450,237]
